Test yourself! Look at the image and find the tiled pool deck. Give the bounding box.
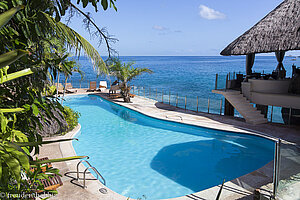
[40,89,300,200]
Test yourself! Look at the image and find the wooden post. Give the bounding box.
[224,98,234,116]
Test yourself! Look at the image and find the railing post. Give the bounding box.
[208,98,210,113]
[225,74,229,90]
[162,89,164,103]
[288,107,292,125]
[185,96,187,110]
[273,139,281,197]
[176,94,178,107]
[220,99,223,115]
[270,106,273,122]
[215,74,218,90]
[196,96,199,112]
[169,90,171,105]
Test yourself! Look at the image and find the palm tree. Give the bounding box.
[108,59,153,102]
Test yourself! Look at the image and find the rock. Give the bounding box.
[37,108,68,136]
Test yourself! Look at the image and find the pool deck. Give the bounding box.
[40,89,300,200]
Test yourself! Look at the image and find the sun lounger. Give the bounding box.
[38,174,63,192]
[109,93,122,99]
[87,81,97,92]
[56,83,64,94]
[99,81,107,89]
[109,85,120,94]
[65,83,77,93]
[30,157,53,172]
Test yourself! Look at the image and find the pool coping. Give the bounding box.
[56,91,285,200]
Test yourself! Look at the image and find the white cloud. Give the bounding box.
[152,25,168,31]
[199,5,226,20]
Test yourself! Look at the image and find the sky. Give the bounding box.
[66,0,287,56]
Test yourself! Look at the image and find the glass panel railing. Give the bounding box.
[276,142,300,200]
[215,74,227,90]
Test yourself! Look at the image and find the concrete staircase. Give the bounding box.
[224,91,268,125]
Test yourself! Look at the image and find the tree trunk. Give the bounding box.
[61,76,68,105]
[122,82,131,103]
[56,71,60,98]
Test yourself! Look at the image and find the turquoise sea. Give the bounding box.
[67,56,300,123]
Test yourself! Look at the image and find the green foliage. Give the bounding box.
[62,106,80,134]
[0,49,28,69]
[43,85,57,96]
[0,5,24,29]
[0,0,117,196]
[108,58,153,83]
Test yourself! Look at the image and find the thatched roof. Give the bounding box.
[221,0,300,55]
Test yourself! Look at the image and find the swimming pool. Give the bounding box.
[65,94,274,199]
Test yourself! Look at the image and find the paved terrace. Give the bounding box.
[37,89,300,200]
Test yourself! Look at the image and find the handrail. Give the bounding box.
[76,157,106,188]
[83,166,106,187]
[76,159,91,180]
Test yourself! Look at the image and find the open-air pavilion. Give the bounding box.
[213,0,300,125]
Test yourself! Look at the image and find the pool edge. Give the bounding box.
[62,93,276,200]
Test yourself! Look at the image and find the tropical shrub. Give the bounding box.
[62,106,80,134]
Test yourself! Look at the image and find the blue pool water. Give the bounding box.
[66,94,274,200]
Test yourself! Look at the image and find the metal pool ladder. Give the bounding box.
[76,158,106,188]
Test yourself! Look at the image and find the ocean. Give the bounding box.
[67,56,300,123]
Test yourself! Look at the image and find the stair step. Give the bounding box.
[247,118,268,125]
[243,113,266,119]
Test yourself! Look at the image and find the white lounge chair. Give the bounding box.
[65,83,77,93]
[99,81,108,89]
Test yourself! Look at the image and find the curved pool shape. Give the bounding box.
[65,95,274,199]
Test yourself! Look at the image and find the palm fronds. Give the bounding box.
[40,12,108,75]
